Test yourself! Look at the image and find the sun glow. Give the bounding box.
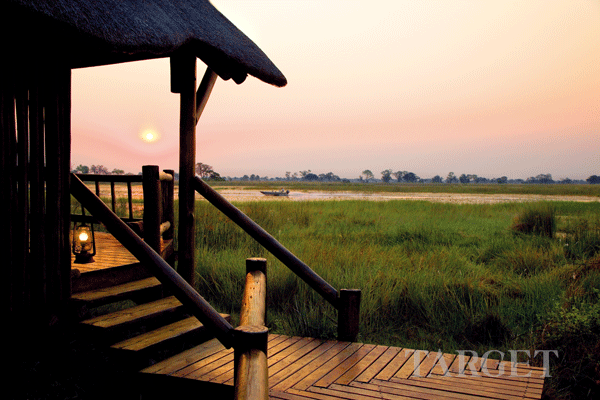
[140,129,160,143]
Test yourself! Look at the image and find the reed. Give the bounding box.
[179,199,599,397]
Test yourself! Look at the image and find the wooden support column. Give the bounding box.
[172,54,197,285]
[172,53,218,286]
[337,288,361,342]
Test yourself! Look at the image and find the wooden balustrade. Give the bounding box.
[74,166,174,258]
[234,258,269,400]
[74,173,142,222]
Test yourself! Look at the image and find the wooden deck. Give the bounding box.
[141,334,545,399]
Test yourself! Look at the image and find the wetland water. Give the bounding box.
[207,190,600,204]
[93,184,600,204]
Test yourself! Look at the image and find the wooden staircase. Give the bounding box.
[71,264,233,397]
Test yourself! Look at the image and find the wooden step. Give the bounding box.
[71,277,163,308]
[80,296,187,339]
[111,314,231,364]
[72,262,151,294]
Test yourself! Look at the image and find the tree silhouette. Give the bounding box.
[195,162,214,178]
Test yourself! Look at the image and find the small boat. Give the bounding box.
[260,189,290,196]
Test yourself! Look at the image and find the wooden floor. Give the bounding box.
[142,334,545,399]
[71,231,139,273]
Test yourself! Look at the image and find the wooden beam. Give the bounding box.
[195,68,218,125]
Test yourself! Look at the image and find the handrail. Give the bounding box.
[193,176,339,308]
[73,173,143,183]
[70,173,235,348]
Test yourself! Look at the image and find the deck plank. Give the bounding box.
[270,341,349,391]
[140,334,546,400]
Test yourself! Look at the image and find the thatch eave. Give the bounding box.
[3,0,287,87]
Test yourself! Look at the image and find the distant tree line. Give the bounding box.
[229,170,350,183]
[72,164,133,175]
[371,170,596,184]
[72,163,600,184]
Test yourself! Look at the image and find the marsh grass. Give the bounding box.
[186,199,600,398]
[510,203,556,238]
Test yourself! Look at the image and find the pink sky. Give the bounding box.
[71,0,600,180]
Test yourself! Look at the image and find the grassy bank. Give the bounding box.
[187,199,599,399]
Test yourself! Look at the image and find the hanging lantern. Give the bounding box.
[72,222,96,263]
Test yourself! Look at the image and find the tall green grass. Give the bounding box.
[182,199,599,398]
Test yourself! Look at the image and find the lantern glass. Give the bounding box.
[73,223,96,263]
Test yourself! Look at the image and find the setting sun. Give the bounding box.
[140,129,160,143]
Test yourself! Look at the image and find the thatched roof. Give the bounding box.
[3,0,286,87]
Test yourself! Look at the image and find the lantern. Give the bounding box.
[72,222,96,263]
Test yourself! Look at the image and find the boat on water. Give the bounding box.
[260,189,290,196]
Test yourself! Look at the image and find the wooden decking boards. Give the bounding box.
[141,334,545,400]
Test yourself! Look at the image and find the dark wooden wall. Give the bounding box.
[1,64,72,332]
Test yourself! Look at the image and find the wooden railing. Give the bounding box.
[72,173,143,222]
[71,172,270,398]
[193,176,362,341]
[70,173,236,348]
[73,166,174,259]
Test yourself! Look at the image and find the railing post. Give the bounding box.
[234,257,268,400]
[337,289,361,342]
[143,165,161,254]
[234,325,269,400]
[162,169,175,241]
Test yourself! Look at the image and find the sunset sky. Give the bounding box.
[71,0,600,180]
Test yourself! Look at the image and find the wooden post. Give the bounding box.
[234,325,269,400]
[110,181,116,212]
[172,53,197,286]
[234,257,268,400]
[337,289,361,342]
[162,169,175,241]
[143,165,161,254]
[240,258,267,326]
[127,181,134,220]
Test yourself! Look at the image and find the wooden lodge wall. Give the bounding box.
[1,64,72,331]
